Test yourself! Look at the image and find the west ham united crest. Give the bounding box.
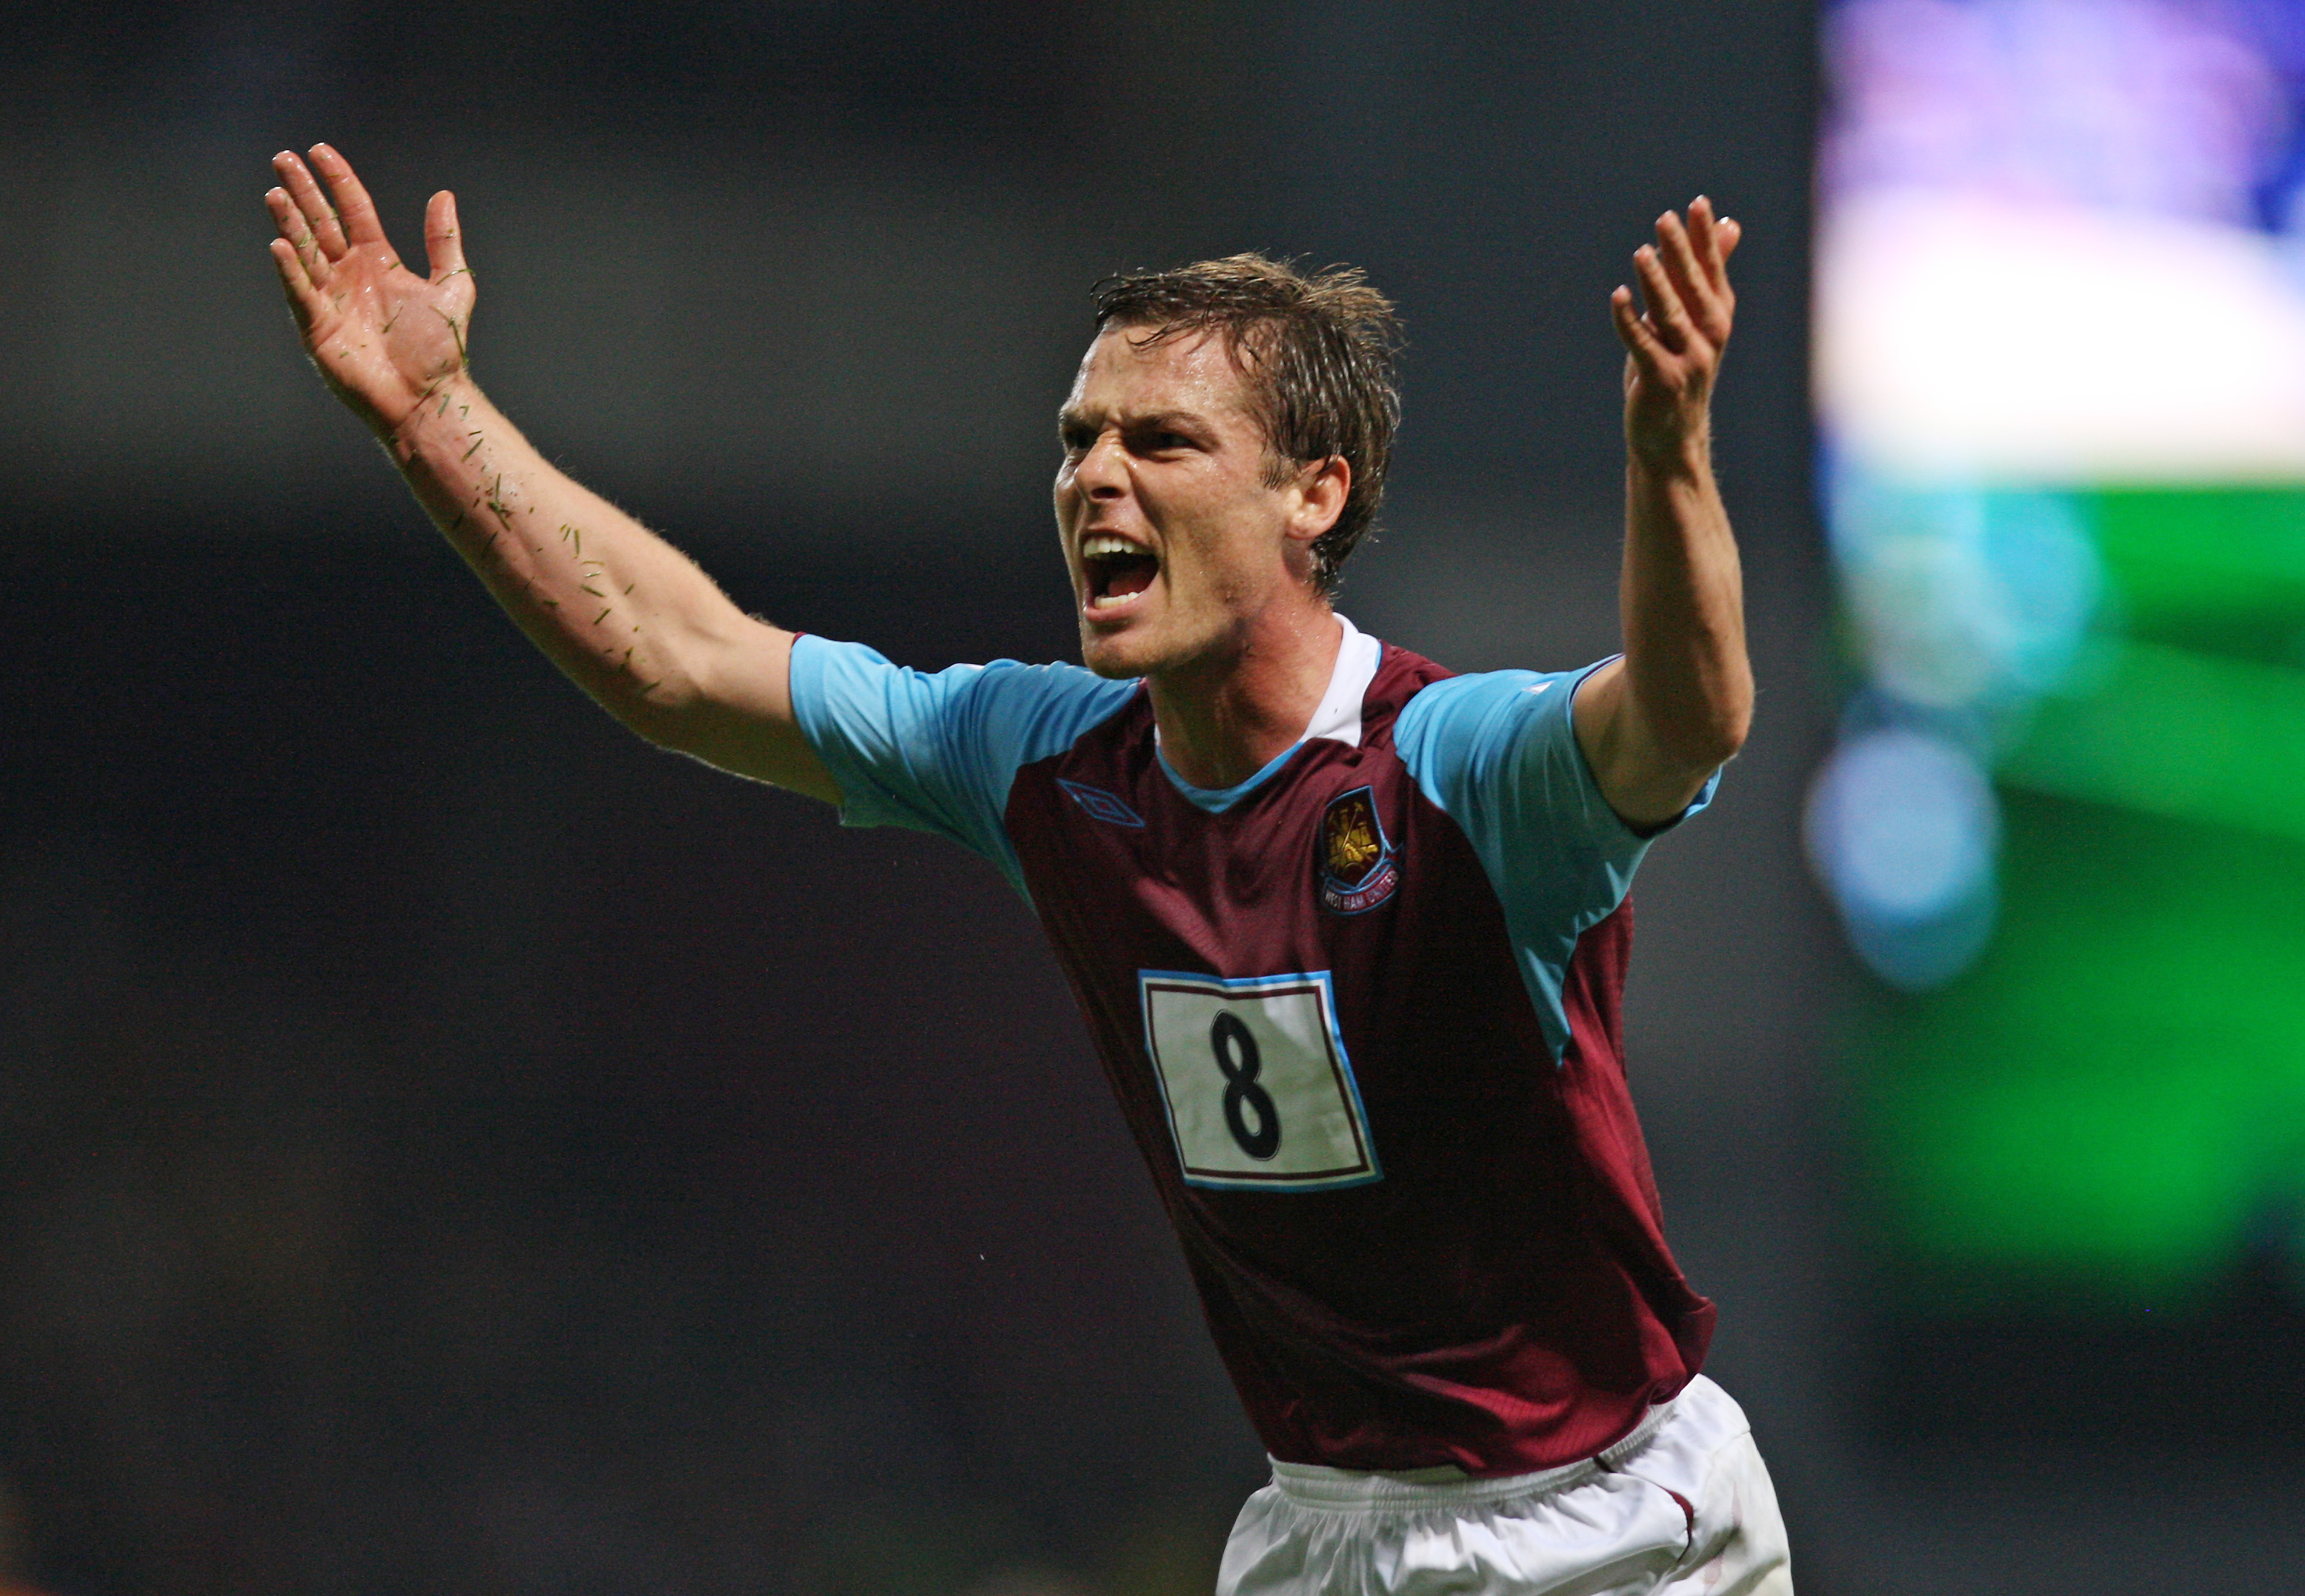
[1317,785,1400,914]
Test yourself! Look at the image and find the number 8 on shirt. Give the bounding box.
[1140,970,1380,1190]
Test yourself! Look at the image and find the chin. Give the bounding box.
[1077,614,1177,679]
[1078,629,1148,679]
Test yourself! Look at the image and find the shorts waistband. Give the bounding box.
[1265,1397,1677,1510]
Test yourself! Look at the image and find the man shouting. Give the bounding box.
[265,142,1789,1595]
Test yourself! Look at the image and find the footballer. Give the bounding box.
[265,142,1790,1595]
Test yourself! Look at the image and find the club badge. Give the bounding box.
[1317,785,1399,914]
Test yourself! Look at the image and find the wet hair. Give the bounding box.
[1091,254,1403,598]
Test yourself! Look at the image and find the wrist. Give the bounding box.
[380,372,482,462]
[1626,428,1711,483]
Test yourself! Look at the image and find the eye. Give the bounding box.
[1133,426,1197,456]
[1059,423,1095,456]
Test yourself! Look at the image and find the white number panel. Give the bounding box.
[1139,970,1381,1191]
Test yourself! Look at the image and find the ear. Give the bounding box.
[1285,456,1351,545]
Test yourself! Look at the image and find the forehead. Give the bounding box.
[1065,325,1257,420]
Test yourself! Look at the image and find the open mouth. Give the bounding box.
[1081,532,1160,612]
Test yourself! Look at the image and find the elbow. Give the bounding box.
[1651,700,1749,779]
[619,686,711,754]
[619,702,689,753]
[604,616,750,752]
[1623,652,1752,778]
[1659,696,1742,774]
[602,659,713,752]
[1689,668,1754,770]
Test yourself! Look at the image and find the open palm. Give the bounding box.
[266,144,476,437]
[1610,196,1740,471]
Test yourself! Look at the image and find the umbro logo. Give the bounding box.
[1058,779,1146,828]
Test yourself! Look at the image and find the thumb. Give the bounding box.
[425,191,469,282]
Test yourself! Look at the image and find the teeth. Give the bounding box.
[1081,533,1148,560]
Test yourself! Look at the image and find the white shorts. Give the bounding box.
[1215,1376,1792,1596]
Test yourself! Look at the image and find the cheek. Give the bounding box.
[1172,511,1262,586]
[1053,476,1089,539]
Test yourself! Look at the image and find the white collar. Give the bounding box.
[1149,612,1380,753]
[1303,613,1381,747]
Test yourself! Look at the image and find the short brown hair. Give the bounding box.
[1091,254,1403,598]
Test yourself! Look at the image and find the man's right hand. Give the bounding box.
[267,144,474,440]
[261,143,839,803]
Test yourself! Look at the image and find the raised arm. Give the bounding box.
[265,144,838,802]
[1571,196,1753,831]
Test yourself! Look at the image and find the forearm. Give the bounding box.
[1577,196,1750,822]
[264,146,831,796]
[1618,440,1752,773]
[383,377,785,751]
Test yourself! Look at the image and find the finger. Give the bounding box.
[1652,210,1720,339]
[425,191,469,283]
[1611,284,1671,376]
[309,143,392,250]
[1686,196,1726,290]
[267,237,323,332]
[1689,196,1744,321]
[265,185,333,285]
[273,150,348,259]
[1632,244,1698,355]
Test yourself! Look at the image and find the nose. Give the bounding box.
[1073,429,1128,502]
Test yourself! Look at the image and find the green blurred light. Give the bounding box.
[1852,487,2305,1309]
[2000,639,2305,845]
[1857,797,2305,1306]
[2086,488,2305,620]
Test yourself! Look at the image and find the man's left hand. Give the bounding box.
[1611,196,1740,471]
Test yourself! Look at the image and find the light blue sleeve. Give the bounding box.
[786,634,1137,898]
[1392,659,1718,1060]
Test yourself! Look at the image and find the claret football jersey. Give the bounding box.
[788,615,1718,1476]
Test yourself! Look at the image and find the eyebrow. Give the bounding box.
[1055,406,1216,434]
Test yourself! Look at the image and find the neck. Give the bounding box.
[1148,598,1343,790]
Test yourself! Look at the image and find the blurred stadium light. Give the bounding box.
[1814,0,2305,1307]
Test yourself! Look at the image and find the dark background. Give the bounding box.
[0,4,2290,1592]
